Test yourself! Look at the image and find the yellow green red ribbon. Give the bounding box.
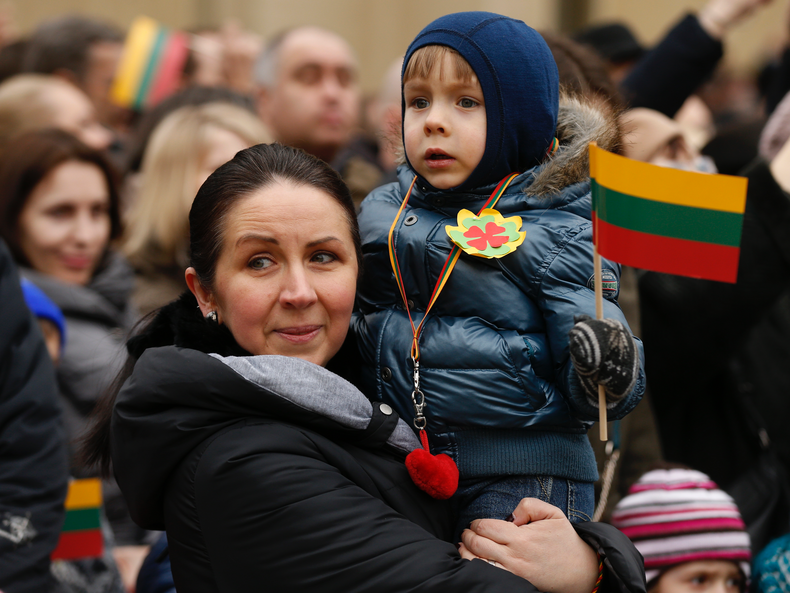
[387,173,519,360]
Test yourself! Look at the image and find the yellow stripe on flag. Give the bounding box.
[589,143,747,214]
[64,478,102,510]
[110,16,160,107]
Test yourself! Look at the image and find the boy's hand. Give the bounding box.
[568,315,639,404]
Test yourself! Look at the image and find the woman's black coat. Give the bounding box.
[111,295,645,592]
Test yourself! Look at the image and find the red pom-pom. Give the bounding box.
[405,430,459,500]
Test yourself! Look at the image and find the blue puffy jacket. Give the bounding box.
[352,105,645,483]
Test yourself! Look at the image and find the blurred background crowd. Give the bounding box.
[4,0,790,591]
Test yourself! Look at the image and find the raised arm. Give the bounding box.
[622,0,773,117]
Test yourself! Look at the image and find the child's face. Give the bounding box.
[651,561,743,593]
[403,53,486,189]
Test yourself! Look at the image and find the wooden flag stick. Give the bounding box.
[589,141,608,441]
[593,243,608,441]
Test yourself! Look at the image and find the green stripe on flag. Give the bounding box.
[592,180,743,247]
[133,27,168,110]
[62,507,101,532]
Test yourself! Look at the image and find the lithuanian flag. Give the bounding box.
[51,478,103,561]
[589,143,748,283]
[110,16,189,111]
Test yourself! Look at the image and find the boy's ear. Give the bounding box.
[185,267,215,318]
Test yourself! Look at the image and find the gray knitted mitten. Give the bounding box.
[568,314,639,404]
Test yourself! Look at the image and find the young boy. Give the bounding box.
[611,468,751,593]
[352,11,645,533]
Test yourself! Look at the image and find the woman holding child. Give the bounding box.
[87,140,643,592]
[86,11,645,592]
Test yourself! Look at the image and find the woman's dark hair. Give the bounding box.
[0,128,122,267]
[189,141,362,290]
[82,142,361,477]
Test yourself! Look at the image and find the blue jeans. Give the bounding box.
[451,475,595,540]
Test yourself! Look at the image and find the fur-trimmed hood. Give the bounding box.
[526,91,622,197]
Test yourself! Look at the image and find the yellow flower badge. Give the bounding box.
[445,208,526,258]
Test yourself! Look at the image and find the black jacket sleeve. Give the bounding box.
[621,14,723,117]
[0,240,69,593]
[576,522,646,593]
[764,46,790,116]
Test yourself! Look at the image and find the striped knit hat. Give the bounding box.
[610,468,751,586]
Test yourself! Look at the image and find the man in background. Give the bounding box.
[254,26,360,164]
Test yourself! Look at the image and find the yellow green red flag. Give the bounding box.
[589,143,748,283]
[51,478,103,561]
[111,16,189,111]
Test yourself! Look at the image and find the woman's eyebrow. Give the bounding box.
[236,233,278,247]
[307,236,341,247]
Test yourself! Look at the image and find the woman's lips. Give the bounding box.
[61,254,95,269]
[274,326,322,344]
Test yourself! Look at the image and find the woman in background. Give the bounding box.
[122,102,271,314]
[0,129,128,455]
[0,128,135,591]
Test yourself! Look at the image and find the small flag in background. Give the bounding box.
[110,16,189,111]
[589,143,748,283]
[51,478,103,561]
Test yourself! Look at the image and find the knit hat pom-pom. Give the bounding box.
[405,431,459,500]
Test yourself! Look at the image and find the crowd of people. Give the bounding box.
[3,0,790,591]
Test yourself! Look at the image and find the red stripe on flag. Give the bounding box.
[148,32,189,106]
[593,215,740,283]
[51,530,103,561]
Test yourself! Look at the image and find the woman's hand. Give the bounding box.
[459,498,599,593]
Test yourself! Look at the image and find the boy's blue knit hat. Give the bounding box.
[20,278,67,348]
[402,11,559,191]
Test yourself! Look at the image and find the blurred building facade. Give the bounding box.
[10,0,786,93]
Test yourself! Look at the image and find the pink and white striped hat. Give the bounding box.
[610,468,751,585]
